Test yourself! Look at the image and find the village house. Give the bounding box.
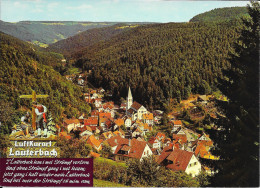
[86,135,102,151]
[155,132,166,142]
[114,118,124,130]
[172,128,188,147]
[114,138,153,161]
[124,118,132,130]
[113,129,125,138]
[94,98,102,108]
[78,78,84,85]
[79,126,93,137]
[63,119,81,133]
[84,117,98,127]
[138,122,152,135]
[84,93,90,102]
[103,136,126,154]
[171,120,183,133]
[158,146,201,177]
[143,113,154,126]
[148,137,161,150]
[100,131,114,140]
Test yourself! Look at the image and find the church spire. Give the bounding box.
[127,87,133,111]
[128,87,132,99]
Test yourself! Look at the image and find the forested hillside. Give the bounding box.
[190,7,248,22]
[0,21,117,46]
[48,24,139,57]
[0,32,90,134]
[71,21,241,109]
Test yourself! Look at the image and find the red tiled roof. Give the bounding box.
[128,139,147,159]
[172,134,187,144]
[101,131,114,139]
[105,119,113,128]
[127,108,135,115]
[194,143,208,157]
[114,138,148,160]
[63,119,80,125]
[84,117,98,126]
[156,132,166,140]
[87,135,102,150]
[198,140,213,147]
[121,145,131,151]
[59,131,71,140]
[173,120,182,126]
[148,137,158,145]
[106,135,128,147]
[99,112,111,119]
[157,146,173,164]
[166,149,193,171]
[114,119,124,126]
[131,101,142,110]
[91,110,99,117]
[78,125,92,133]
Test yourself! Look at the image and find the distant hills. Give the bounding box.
[0,21,153,47]
[0,21,118,47]
[48,24,140,57]
[190,7,248,22]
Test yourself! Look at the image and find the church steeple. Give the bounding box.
[127,87,133,111]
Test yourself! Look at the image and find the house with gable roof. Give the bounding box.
[172,128,188,149]
[100,131,114,140]
[114,138,153,161]
[143,113,154,126]
[79,126,93,137]
[63,119,81,133]
[86,135,102,151]
[158,146,201,177]
[124,118,132,129]
[148,137,161,149]
[171,120,183,133]
[114,118,124,130]
[104,135,128,154]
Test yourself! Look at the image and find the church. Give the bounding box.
[126,87,148,121]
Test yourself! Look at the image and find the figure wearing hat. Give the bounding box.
[32,102,47,137]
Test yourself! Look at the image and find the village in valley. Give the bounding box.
[10,71,221,178]
[60,72,221,178]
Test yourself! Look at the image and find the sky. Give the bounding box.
[0,0,250,23]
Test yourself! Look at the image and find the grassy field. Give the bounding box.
[94,179,128,187]
[95,157,127,167]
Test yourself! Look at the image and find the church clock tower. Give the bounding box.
[126,87,133,111]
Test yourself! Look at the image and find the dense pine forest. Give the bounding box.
[0,32,90,134]
[70,21,242,109]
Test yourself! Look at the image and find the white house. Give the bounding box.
[125,118,132,129]
[63,119,81,133]
[158,147,201,177]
